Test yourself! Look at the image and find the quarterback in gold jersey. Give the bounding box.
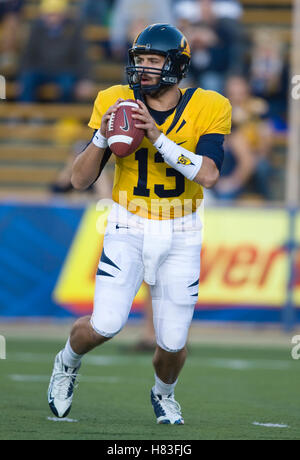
[48,24,232,424]
[89,83,231,219]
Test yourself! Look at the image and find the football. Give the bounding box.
[106,99,144,157]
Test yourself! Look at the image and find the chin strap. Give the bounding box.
[133,86,144,102]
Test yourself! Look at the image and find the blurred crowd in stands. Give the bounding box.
[0,0,291,202]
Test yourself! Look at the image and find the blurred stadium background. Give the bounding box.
[0,0,299,338]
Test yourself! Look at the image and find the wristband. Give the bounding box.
[93,129,108,149]
[154,134,203,181]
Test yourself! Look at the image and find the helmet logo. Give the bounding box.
[180,36,191,58]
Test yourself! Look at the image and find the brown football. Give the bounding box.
[106,99,144,157]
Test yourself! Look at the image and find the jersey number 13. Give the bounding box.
[134,148,185,198]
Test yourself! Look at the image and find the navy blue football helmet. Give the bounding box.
[126,24,191,96]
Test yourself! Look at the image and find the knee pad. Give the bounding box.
[90,308,127,338]
[156,321,188,353]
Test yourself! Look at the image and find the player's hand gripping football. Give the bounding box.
[100,98,124,137]
[132,100,161,144]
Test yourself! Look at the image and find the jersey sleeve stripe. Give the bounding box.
[196,133,225,172]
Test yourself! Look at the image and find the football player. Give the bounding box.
[48,24,231,424]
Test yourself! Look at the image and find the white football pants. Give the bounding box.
[91,203,202,353]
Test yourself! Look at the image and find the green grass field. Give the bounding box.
[0,337,299,440]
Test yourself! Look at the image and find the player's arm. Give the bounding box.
[153,135,220,188]
[194,156,220,188]
[133,100,222,189]
[71,99,123,190]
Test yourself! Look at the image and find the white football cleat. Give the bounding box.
[151,388,184,425]
[48,351,80,418]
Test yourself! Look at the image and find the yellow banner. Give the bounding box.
[200,207,288,306]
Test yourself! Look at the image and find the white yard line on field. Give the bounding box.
[47,417,78,423]
[206,358,292,370]
[253,422,289,428]
[8,352,295,371]
[8,374,120,383]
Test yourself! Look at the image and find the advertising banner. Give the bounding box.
[0,202,299,323]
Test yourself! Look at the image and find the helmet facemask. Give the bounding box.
[126,50,189,97]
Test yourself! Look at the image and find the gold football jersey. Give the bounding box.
[89,85,231,220]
